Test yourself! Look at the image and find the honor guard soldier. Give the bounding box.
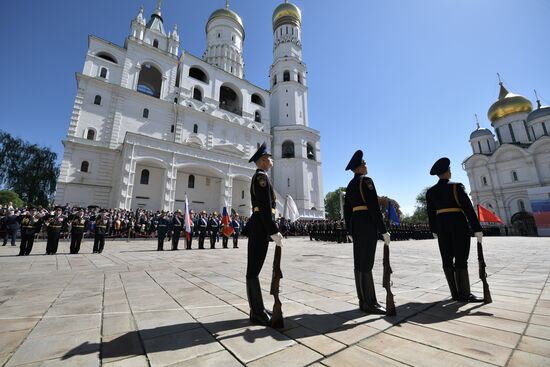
[157,211,169,251]
[231,213,241,248]
[93,210,108,253]
[246,143,284,326]
[70,208,86,254]
[426,158,483,302]
[19,207,40,256]
[197,211,208,249]
[172,210,183,251]
[207,212,219,249]
[186,210,195,250]
[344,150,391,314]
[46,206,65,255]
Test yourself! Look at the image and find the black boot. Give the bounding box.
[443,267,459,301]
[360,271,386,314]
[246,278,271,326]
[354,271,367,311]
[455,268,483,303]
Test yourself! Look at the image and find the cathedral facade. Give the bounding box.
[54,1,324,219]
[464,82,550,234]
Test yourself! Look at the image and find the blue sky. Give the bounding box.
[2,0,549,214]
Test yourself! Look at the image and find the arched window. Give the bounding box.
[298,74,302,84]
[254,111,261,123]
[481,176,488,186]
[142,108,149,118]
[188,174,195,189]
[193,87,202,101]
[96,52,117,64]
[273,75,277,86]
[219,85,241,115]
[137,63,162,98]
[251,94,265,107]
[86,129,95,141]
[512,171,518,182]
[282,141,295,158]
[99,67,107,78]
[152,39,159,48]
[193,124,198,134]
[80,161,89,173]
[140,169,150,185]
[518,200,526,212]
[307,143,316,160]
[189,67,208,83]
[94,95,102,105]
[283,70,290,82]
[487,203,493,209]
[287,178,290,187]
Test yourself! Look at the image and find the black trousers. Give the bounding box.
[246,215,269,279]
[351,213,378,272]
[436,213,471,269]
[157,231,166,250]
[233,233,239,248]
[4,229,17,246]
[46,231,61,254]
[222,236,229,248]
[198,233,206,249]
[172,230,181,250]
[19,233,35,256]
[186,233,193,249]
[70,232,83,254]
[210,233,217,248]
[93,234,105,253]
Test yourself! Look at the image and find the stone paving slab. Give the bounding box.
[0,236,549,366]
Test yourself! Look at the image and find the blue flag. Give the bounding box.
[388,201,400,225]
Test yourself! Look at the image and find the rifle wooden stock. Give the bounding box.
[382,244,396,316]
[477,241,492,304]
[270,245,284,328]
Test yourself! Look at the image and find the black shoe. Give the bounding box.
[443,267,459,301]
[360,271,386,314]
[455,268,483,303]
[246,278,272,326]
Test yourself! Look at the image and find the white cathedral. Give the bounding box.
[464,82,550,235]
[54,1,324,219]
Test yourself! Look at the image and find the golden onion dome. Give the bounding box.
[207,6,244,34]
[487,83,532,124]
[272,1,301,31]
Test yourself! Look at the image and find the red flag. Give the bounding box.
[477,204,503,223]
[222,206,234,238]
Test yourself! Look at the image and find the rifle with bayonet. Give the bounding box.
[270,244,284,328]
[382,244,396,316]
[477,241,492,304]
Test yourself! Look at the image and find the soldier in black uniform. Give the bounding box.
[343,150,391,314]
[19,207,41,256]
[197,211,208,249]
[70,208,86,254]
[208,212,219,249]
[246,143,283,326]
[157,212,169,251]
[46,207,65,255]
[93,210,108,253]
[172,210,183,251]
[426,157,484,302]
[231,213,241,248]
[4,210,19,247]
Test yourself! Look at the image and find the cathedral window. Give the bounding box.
[171,125,174,133]
[219,84,242,116]
[477,141,482,153]
[86,129,95,140]
[481,176,488,186]
[283,70,290,82]
[518,200,526,212]
[254,111,261,123]
[242,190,245,199]
[99,67,107,78]
[486,140,491,152]
[93,95,102,105]
[251,94,265,107]
[524,120,532,141]
[272,75,277,86]
[188,175,195,189]
[508,124,516,143]
[142,108,149,118]
[140,169,150,185]
[193,87,203,102]
[282,141,295,158]
[287,178,290,187]
[297,73,302,84]
[189,67,208,83]
[512,171,518,182]
[96,52,117,64]
[137,63,162,98]
[193,124,198,134]
[307,143,316,160]
[80,161,89,173]
[543,122,548,135]
[153,39,159,48]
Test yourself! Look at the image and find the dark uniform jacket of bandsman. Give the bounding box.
[95,218,108,235]
[344,174,387,234]
[20,216,40,235]
[71,218,86,235]
[426,179,482,233]
[251,169,278,236]
[47,215,64,232]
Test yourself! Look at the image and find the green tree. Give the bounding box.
[403,187,429,223]
[0,131,59,206]
[0,190,24,208]
[324,187,346,220]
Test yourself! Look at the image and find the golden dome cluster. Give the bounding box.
[488,83,533,123]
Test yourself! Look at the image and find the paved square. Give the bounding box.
[0,237,549,366]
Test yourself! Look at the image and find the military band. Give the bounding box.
[46,207,65,255]
[19,207,41,256]
[69,208,86,254]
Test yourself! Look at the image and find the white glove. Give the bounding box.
[474,231,483,243]
[271,232,283,247]
[433,233,438,239]
[382,232,391,246]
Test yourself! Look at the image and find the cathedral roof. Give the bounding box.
[527,105,550,123]
[207,5,244,35]
[487,83,532,124]
[469,128,493,140]
[273,1,301,31]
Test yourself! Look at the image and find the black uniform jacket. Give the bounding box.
[426,179,482,234]
[250,169,278,235]
[344,174,387,234]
